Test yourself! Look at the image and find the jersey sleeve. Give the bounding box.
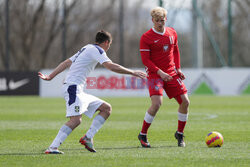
[173,30,181,69]
[91,48,112,65]
[98,52,112,64]
[140,35,159,73]
[69,46,86,63]
[69,53,78,62]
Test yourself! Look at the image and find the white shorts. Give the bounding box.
[63,84,104,118]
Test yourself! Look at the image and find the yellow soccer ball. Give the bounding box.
[205,131,224,147]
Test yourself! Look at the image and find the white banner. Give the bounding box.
[39,68,250,97]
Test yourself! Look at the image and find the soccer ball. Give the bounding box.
[205,131,224,147]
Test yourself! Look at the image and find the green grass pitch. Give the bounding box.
[0,96,249,167]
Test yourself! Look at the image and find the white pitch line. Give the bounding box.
[187,113,218,120]
[164,112,218,120]
[205,114,218,120]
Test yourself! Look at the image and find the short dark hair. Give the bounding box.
[95,30,112,44]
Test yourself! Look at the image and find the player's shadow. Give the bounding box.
[0,149,64,156]
[0,145,184,155]
[97,145,176,150]
[0,153,43,156]
[63,145,176,151]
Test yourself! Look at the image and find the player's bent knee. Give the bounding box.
[105,103,112,115]
[181,98,190,109]
[100,103,112,116]
[73,117,82,126]
[184,98,190,106]
[152,102,162,110]
[68,116,82,128]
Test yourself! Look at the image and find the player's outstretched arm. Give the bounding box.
[102,61,146,79]
[38,59,72,81]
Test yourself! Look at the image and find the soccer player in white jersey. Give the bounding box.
[38,30,146,154]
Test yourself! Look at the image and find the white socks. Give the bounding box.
[178,112,188,122]
[144,112,154,123]
[50,125,72,148]
[49,115,106,148]
[86,115,106,139]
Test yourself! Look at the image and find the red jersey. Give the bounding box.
[140,27,181,77]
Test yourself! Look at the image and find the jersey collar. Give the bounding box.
[152,27,166,35]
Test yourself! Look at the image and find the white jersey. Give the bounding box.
[64,44,111,86]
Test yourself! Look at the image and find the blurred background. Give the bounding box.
[0,0,249,71]
[0,0,249,96]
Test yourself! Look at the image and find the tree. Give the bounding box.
[0,0,249,71]
[201,0,250,67]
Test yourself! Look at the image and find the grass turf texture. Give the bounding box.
[0,96,249,167]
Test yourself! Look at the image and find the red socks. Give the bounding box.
[177,120,186,133]
[141,120,151,134]
[177,112,188,133]
[140,112,154,135]
[140,112,188,134]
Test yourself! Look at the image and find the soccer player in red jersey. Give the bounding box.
[138,7,190,147]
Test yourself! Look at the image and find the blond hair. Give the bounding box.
[151,7,167,19]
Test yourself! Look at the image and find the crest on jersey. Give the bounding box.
[75,106,80,112]
[163,45,169,52]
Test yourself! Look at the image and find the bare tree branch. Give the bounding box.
[40,0,79,68]
[235,0,249,17]
[28,0,45,50]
